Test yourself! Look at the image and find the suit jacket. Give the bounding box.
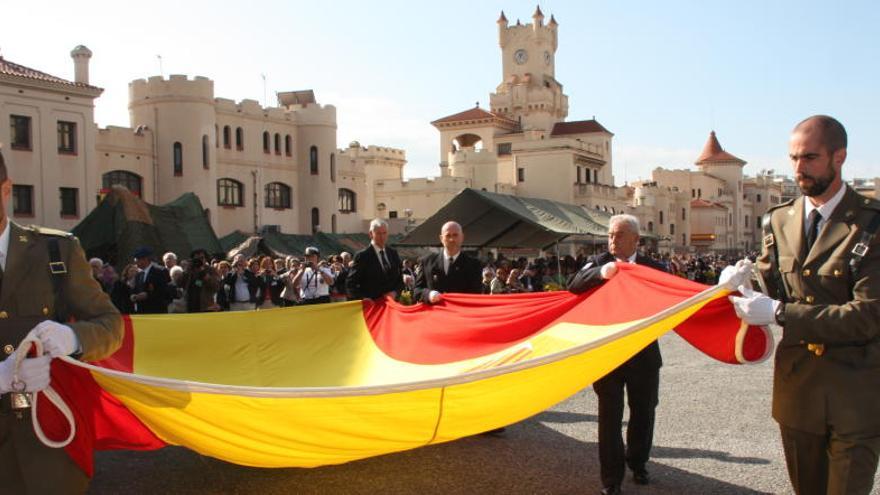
[414,251,482,302]
[134,263,171,314]
[0,222,123,362]
[221,270,261,307]
[567,251,665,370]
[346,245,403,300]
[758,186,880,435]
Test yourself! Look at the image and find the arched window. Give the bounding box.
[102,170,143,197]
[173,142,183,176]
[311,207,320,234]
[647,221,654,232]
[217,178,244,207]
[310,146,318,175]
[202,135,209,169]
[331,214,337,233]
[284,135,292,156]
[214,125,219,148]
[262,131,270,154]
[659,211,664,225]
[682,207,686,221]
[223,126,231,149]
[235,127,244,151]
[264,182,292,209]
[330,153,336,182]
[670,223,676,236]
[274,133,281,155]
[338,188,356,213]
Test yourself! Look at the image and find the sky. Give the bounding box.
[3,0,878,184]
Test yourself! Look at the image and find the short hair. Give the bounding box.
[169,265,184,280]
[163,252,178,262]
[369,218,388,232]
[608,214,640,235]
[794,115,847,153]
[89,257,104,267]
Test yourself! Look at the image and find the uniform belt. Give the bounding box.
[0,392,30,414]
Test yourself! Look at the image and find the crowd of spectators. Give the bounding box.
[86,246,753,315]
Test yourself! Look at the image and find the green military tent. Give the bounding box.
[72,186,222,267]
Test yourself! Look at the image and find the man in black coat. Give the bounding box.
[414,221,482,304]
[347,219,403,300]
[567,214,666,495]
[131,246,172,314]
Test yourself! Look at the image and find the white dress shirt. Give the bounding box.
[803,182,846,235]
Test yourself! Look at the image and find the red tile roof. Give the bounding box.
[550,119,612,136]
[696,131,745,164]
[431,106,518,129]
[690,198,725,209]
[0,56,100,90]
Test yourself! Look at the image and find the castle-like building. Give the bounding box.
[7,9,863,254]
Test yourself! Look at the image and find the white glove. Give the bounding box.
[0,353,52,393]
[718,259,755,291]
[729,286,780,326]
[600,262,618,280]
[29,320,80,358]
[428,290,443,304]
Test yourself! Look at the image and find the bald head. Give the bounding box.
[793,115,847,154]
[440,221,464,256]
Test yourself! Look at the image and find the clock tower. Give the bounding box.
[490,7,569,133]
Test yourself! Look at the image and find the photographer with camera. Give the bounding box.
[221,254,261,311]
[292,247,335,305]
[182,248,220,312]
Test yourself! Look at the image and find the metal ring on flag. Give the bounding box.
[13,336,77,449]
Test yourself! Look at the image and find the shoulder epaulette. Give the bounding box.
[856,194,880,212]
[766,198,795,214]
[30,225,75,239]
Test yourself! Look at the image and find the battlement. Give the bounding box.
[375,176,468,193]
[129,74,214,102]
[96,125,153,152]
[340,142,406,161]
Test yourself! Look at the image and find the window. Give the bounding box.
[263,131,270,154]
[235,127,244,150]
[330,153,336,183]
[745,215,750,229]
[576,166,582,184]
[497,143,512,156]
[670,223,675,236]
[60,187,78,217]
[214,125,219,148]
[173,142,183,176]
[647,221,654,232]
[593,170,598,183]
[217,178,243,207]
[331,214,337,234]
[311,207,320,234]
[698,188,702,198]
[682,233,686,245]
[10,115,31,150]
[102,170,143,196]
[389,210,398,219]
[202,135,210,169]
[264,182,291,209]
[223,126,231,149]
[57,121,77,154]
[585,168,591,183]
[285,135,292,156]
[274,133,281,155]
[757,217,762,229]
[681,208,686,221]
[338,188,356,213]
[659,211,664,225]
[12,185,33,216]
[757,193,762,203]
[310,146,319,174]
[517,167,525,182]
[691,189,695,198]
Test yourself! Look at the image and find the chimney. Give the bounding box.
[70,45,93,85]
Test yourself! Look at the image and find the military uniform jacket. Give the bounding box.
[758,186,880,435]
[0,222,123,363]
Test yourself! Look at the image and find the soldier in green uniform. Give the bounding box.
[0,150,123,493]
[730,116,880,495]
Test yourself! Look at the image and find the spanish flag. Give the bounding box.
[39,264,769,476]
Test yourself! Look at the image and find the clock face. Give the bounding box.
[544,51,551,66]
[514,49,528,65]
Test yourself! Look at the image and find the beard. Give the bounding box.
[797,160,836,197]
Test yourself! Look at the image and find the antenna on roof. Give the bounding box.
[156,55,163,77]
[261,73,267,108]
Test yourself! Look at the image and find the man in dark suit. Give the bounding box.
[347,219,403,301]
[732,116,880,495]
[567,214,666,495]
[131,247,171,314]
[414,221,482,303]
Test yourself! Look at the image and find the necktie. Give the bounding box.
[446,257,454,275]
[805,210,822,253]
[379,250,390,273]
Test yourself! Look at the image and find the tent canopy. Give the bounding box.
[397,188,620,249]
[72,187,222,267]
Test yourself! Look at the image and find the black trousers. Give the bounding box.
[0,404,89,494]
[779,424,880,495]
[592,363,660,487]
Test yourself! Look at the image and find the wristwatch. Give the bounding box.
[774,302,786,326]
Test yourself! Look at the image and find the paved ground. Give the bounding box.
[87,334,880,494]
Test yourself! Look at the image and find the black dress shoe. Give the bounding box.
[600,485,621,495]
[632,468,650,485]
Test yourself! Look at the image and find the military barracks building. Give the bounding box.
[1,9,811,254]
